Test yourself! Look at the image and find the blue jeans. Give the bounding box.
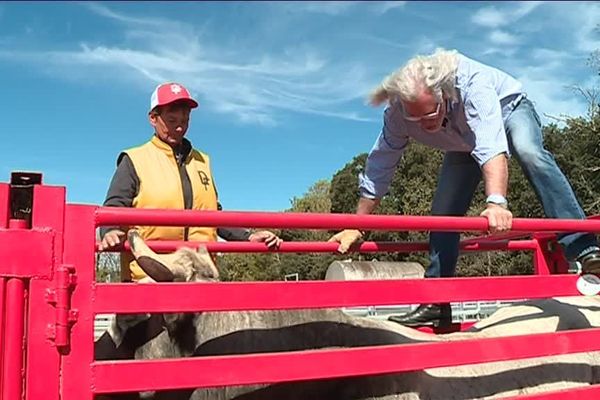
[426,98,599,278]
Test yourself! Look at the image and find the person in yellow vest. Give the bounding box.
[99,82,282,281]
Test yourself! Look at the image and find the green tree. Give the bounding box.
[219,180,337,282]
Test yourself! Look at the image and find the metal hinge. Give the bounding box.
[45,264,78,349]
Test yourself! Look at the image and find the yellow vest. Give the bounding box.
[120,135,218,281]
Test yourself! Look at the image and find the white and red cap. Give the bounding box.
[150,82,198,111]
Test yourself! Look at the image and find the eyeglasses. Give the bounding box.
[402,102,442,122]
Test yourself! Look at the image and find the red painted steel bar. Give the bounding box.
[91,327,600,393]
[97,239,538,253]
[94,275,579,314]
[25,184,66,400]
[0,183,8,228]
[95,207,600,233]
[0,183,8,395]
[59,204,100,400]
[1,279,26,400]
[0,277,5,393]
[461,231,556,244]
[500,384,600,399]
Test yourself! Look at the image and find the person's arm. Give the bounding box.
[216,202,281,248]
[481,153,508,199]
[330,105,408,253]
[99,154,139,249]
[214,202,252,241]
[357,105,409,205]
[103,154,139,208]
[217,227,252,241]
[464,84,512,232]
[356,197,380,215]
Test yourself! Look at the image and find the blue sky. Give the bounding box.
[1,1,599,211]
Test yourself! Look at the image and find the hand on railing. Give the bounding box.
[328,229,364,254]
[248,230,283,249]
[481,205,513,234]
[99,229,126,251]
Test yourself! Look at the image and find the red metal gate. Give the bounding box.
[2,174,600,399]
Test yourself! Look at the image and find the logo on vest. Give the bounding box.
[198,171,211,191]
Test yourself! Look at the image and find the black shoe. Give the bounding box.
[580,251,600,276]
[388,303,452,328]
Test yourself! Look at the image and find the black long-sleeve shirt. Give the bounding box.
[101,138,251,241]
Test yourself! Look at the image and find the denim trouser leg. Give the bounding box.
[427,152,482,278]
[505,98,599,260]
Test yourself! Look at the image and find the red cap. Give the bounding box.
[150,82,198,111]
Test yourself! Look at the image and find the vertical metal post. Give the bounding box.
[60,204,97,400]
[1,279,26,400]
[0,277,6,394]
[25,184,65,400]
[0,182,8,399]
[532,237,551,275]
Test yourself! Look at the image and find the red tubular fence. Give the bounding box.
[1,177,600,399]
[0,183,7,396]
[96,206,600,233]
[101,239,539,253]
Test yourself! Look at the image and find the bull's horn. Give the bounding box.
[127,230,175,282]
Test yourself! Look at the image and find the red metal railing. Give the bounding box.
[2,179,600,400]
[84,206,600,397]
[96,206,600,233]
[0,183,7,396]
[101,239,539,253]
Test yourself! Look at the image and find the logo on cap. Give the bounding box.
[170,84,182,95]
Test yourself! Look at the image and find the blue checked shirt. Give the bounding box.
[359,53,525,199]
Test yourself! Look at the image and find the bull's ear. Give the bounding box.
[127,230,175,282]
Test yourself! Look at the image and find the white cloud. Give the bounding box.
[471,1,544,28]
[414,36,438,54]
[567,3,600,53]
[371,1,407,15]
[84,2,166,26]
[0,4,377,126]
[513,1,545,19]
[504,59,589,122]
[488,30,519,46]
[277,1,406,16]
[283,1,356,16]
[471,7,504,28]
[520,75,587,123]
[530,48,579,62]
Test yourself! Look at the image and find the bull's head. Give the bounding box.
[127,229,219,283]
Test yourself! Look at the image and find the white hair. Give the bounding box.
[369,48,459,106]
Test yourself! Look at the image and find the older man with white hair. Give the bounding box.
[329,49,600,327]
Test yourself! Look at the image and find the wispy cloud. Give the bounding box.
[501,57,588,123]
[0,3,377,126]
[371,1,407,15]
[564,2,600,53]
[278,1,406,16]
[287,1,356,16]
[488,30,519,46]
[471,1,544,28]
[84,2,166,26]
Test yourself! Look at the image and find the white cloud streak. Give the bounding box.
[0,2,378,126]
[488,30,519,46]
[278,1,406,16]
[471,1,544,28]
[371,1,407,15]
